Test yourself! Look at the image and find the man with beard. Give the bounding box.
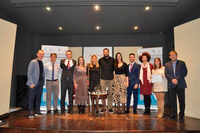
[99,48,115,114]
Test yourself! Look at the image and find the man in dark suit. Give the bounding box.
[126,53,140,114]
[165,50,188,122]
[60,50,76,114]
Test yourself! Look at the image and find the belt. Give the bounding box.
[46,79,58,81]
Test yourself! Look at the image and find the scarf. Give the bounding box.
[139,62,152,84]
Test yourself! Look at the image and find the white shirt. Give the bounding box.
[44,62,62,80]
[64,59,73,67]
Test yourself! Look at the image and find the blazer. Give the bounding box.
[128,63,140,86]
[165,60,188,89]
[60,59,76,82]
[26,59,45,87]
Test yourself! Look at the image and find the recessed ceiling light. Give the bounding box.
[134,26,139,30]
[58,27,63,30]
[45,7,52,12]
[144,6,151,11]
[94,5,100,11]
[95,26,100,30]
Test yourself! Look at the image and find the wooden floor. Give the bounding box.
[0,108,200,133]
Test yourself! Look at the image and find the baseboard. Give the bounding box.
[0,113,9,120]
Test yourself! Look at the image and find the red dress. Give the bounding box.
[140,63,153,95]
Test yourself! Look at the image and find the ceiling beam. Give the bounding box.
[11,0,179,7]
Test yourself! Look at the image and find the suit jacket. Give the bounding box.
[128,63,140,86]
[165,60,188,89]
[60,59,76,82]
[26,59,45,86]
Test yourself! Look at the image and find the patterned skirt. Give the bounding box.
[112,74,127,104]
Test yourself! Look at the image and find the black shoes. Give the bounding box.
[109,109,114,114]
[143,109,150,115]
[125,108,130,114]
[133,110,137,114]
[61,110,65,115]
[100,109,106,114]
[35,112,44,117]
[29,111,35,118]
[143,110,147,115]
[179,116,184,123]
[78,105,81,114]
[78,105,86,114]
[54,109,59,114]
[47,110,51,115]
[125,109,137,114]
[169,115,177,120]
[68,109,73,114]
[147,109,150,115]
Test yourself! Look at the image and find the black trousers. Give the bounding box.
[144,95,151,110]
[61,80,74,111]
[28,81,44,113]
[168,87,185,117]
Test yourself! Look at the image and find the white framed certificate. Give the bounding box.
[151,74,163,83]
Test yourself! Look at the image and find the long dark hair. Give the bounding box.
[154,57,162,70]
[114,52,123,68]
[77,56,85,66]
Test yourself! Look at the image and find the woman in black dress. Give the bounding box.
[87,55,100,92]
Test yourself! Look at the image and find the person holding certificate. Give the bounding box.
[139,52,154,115]
[151,57,167,118]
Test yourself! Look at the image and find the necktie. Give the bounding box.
[67,60,70,69]
[130,63,133,73]
[52,63,54,80]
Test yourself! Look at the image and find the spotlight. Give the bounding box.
[94,5,100,11]
[58,27,63,30]
[45,7,52,12]
[144,6,151,11]
[95,26,101,30]
[134,26,139,30]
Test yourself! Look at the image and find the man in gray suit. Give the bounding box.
[26,50,45,118]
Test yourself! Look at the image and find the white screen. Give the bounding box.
[174,18,200,119]
[0,19,17,116]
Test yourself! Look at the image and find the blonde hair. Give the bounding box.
[90,55,99,68]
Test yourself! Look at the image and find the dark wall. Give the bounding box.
[0,9,35,107]
[11,25,34,107]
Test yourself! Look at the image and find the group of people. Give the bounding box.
[26,48,187,123]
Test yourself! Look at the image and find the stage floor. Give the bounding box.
[0,108,200,133]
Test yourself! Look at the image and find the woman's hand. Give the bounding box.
[87,81,89,87]
[126,81,129,88]
[74,83,78,89]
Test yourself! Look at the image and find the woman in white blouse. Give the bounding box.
[152,57,167,118]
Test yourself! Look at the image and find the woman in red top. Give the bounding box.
[139,52,153,115]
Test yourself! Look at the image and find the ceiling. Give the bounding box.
[0,0,200,36]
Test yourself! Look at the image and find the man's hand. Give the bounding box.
[30,84,35,89]
[172,79,178,85]
[134,84,138,89]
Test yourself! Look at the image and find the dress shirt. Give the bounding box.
[64,59,73,67]
[44,62,62,80]
[129,62,135,72]
[171,60,177,77]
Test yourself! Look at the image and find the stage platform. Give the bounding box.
[0,108,200,133]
